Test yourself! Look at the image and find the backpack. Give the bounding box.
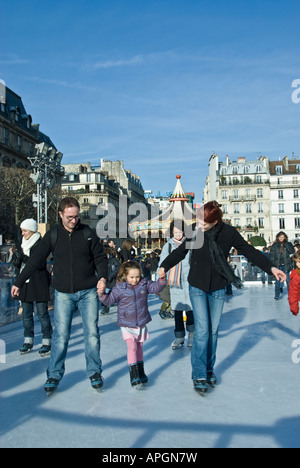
[49,224,93,252]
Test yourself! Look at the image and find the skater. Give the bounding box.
[98,260,167,388]
[159,220,194,350]
[159,201,286,395]
[269,231,295,300]
[11,197,108,395]
[288,250,300,316]
[11,219,52,355]
[99,247,120,315]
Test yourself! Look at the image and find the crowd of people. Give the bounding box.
[1,197,299,396]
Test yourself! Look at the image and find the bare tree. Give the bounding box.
[0,167,36,239]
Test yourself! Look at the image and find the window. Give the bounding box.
[294,189,299,199]
[278,190,284,199]
[234,204,240,214]
[296,165,300,173]
[256,175,262,183]
[294,203,300,213]
[233,218,240,227]
[246,218,252,226]
[258,203,264,213]
[246,189,251,199]
[256,165,262,173]
[246,203,252,213]
[257,188,263,198]
[258,218,264,228]
[222,204,228,214]
[278,203,284,214]
[279,218,285,229]
[295,218,300,229]
[277,178,282,185]
[275,166,282,175]
[221,190,227,200]
[86,174,91,182]
[243,166,249,174]
[233,189,239,199]
[232,166,238,175]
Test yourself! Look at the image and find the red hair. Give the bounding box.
[199,201,223,224]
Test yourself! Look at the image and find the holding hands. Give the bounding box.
[97,278,107,296]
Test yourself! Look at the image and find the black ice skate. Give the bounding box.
[44,378,59,396]
[129,364,142,389]
[89,373,104,391]
[193,379,209,396]
[137,361,148,385]
[39,344,51,357]
[19,342,33,355]
[207,372,217,387]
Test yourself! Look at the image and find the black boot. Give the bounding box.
[129,364,142,387]
[137,361,148,384]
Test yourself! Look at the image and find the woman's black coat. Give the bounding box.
[12,238,50,303]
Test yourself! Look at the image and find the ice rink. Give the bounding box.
[1,282,300,448]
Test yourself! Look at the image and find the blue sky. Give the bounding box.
[1,0,300,202]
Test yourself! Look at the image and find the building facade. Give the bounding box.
[204,153,300,243]
[269,157,300,242]
[62,160,147,242]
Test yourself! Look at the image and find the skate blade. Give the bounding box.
[20,350,32,355]
[171,343,184,350]
[194,388,208,397]
[45,389,57,397]
[39,352,51,357]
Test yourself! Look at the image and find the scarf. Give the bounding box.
[205,225,243,289]
[167,237,185,287]
[21,232,41,282]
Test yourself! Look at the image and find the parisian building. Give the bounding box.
[62,159,147,243]
[0,86,57,169]
[0,85,62,235]
[204,153,300,244]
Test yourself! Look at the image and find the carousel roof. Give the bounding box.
[169,175,190,202]
[129,175,195,233]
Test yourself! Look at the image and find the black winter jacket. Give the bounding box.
[14,221,108,293]
[12,238,50,302]
[160,222,275,292]
[269,241,295,272]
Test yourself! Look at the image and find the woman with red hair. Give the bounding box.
[159,201,286,395]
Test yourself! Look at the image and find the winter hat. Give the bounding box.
[20,218,38,232]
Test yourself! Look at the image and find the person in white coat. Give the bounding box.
[159,220,194,349]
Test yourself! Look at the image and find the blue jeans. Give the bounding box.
[189,286,226,380]
[22,301,52,340]
[47,288,101,381]
[275,265,290,298]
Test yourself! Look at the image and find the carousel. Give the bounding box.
[129,175,196,250]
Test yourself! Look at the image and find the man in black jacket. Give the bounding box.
[11,197,108,395]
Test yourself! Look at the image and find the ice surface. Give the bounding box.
[1,283,300,448]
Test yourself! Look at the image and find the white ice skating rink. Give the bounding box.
[1,282,300,448]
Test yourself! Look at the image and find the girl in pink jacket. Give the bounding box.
[99,260,166,388]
